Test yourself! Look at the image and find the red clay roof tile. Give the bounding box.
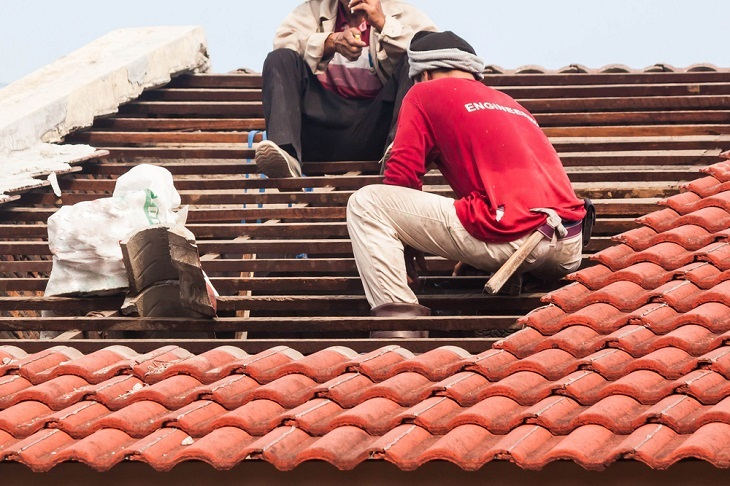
[215,398,286,436]
[5,163,730,472]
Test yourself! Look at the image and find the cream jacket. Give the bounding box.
[273,0,437,82]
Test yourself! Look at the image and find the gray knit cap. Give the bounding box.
[407,31,485,80]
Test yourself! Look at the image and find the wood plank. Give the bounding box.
[93,113,729,132]
[0,206,348,222]
[168,71,730,89]
[114,95,730,119]
[68,131,258,145]
[142,82,730,101]
[0,195,21,206]
[0,294,541,314]
[558,150,721,166]
[542,124,730,137]
[113,101,730,124]
[0,337,499,354]
[0,315,520,332]
[93,147,722,167]
[535,110,730,126]
[118,101,264,117]
[86,159,377,175]
[102,146,255,160]
[0,257,458,275]
[100,110,730,128]
[21,181,680,206]
[0,254,608,276]
[67,131,730,153]
[141,88,262,102]
[0,199,656,223]
[499,82,730,99]
[0,236,615,256]
[551,135,730,152]
[62,166,701,192]
[52,330,83,340]
[523,95,730,113]
[0,276,507,293]
[170,74,263,89]
[0,296,124,311]
[483,71,730,86]
[93,117,267,131]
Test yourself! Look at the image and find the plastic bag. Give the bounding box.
[45,164,189,296]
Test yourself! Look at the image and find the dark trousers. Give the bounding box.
[262,48,413,165]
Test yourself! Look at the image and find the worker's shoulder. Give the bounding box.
[410,78,490,97]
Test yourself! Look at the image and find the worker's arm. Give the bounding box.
[273,3,333,74]
[383,89,434,190]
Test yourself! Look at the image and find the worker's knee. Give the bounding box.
[347,185,380,221]
[263,48,302,74]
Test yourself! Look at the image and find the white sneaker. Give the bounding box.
[255,140,302,178]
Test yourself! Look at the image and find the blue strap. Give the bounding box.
[248,130,305,257]
[245,131,269,223]
[247,130,267,147]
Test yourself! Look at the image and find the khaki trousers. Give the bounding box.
[346,184,583,309]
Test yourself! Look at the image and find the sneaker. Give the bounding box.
[255,140,302,178]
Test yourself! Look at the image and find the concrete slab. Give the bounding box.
[0,26,209,154]
[0,26,209,200]
[0,144,100,199]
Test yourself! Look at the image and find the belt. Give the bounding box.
[536,219,582,240]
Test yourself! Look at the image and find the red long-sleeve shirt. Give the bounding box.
[384,77,586,243]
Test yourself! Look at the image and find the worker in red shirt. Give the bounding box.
[347,31,587,332]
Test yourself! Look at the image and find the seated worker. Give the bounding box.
[347,31,587,332]
[255,0,436,178]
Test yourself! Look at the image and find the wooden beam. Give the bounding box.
[0,337,498,354]
[535,110,730,126]
[0,294,542,314]
[0,275,498,293]
[141,88,262,102]
[0,236,614,256]
[0,315,520,332]
[483,71,730,86]
[61,166,701,193]
[93,117,267,131]
[0,198,656,224]
[170,74,263,89]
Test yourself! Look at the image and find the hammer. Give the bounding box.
[484,208,566,295]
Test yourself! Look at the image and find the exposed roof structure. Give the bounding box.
[1,66,730,475]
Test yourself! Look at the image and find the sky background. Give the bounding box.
[2,0,729,85]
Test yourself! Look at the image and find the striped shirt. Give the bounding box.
[317,5,383,99]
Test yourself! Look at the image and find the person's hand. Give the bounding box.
[404,246,427,289]
[349,0,386,32]
[452,262,465,277]
[329,27,368,61]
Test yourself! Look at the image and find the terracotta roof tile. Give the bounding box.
[4,159,730,471]
[5,342,730,470]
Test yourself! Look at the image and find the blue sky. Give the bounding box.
[1,0,729,84]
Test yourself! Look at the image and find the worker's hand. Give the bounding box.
[452,262,465,277]
[404,246,427,289]
[349,0,386,32]
[330,27,368,61]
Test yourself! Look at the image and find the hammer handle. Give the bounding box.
[484,231,545,295]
